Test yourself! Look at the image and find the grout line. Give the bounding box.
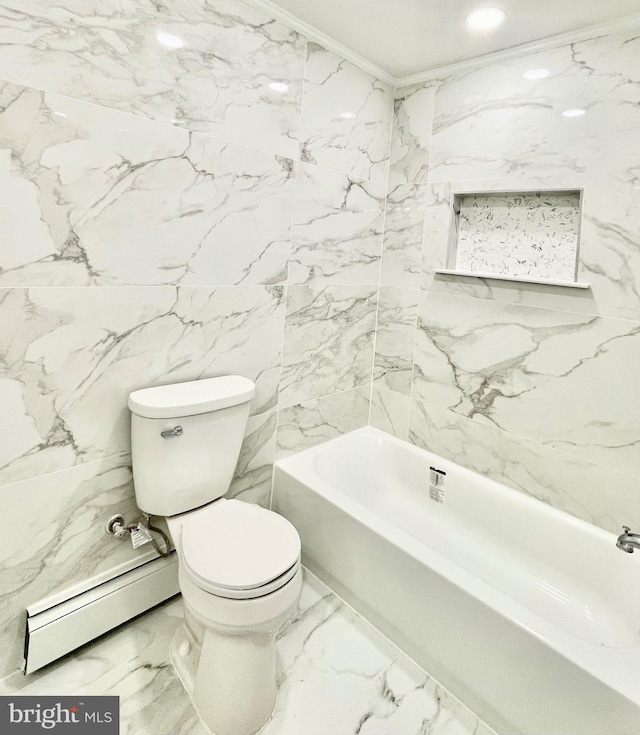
[295,157,381,183]
[406,93,437,441]
[413,395,640,481]
[406,261,425,441]
[0,282,386,291]
[0,75,299,162]
[0,451,132,491]
[367,84,397,427]
[277,381,375,414]
[2,284,285,291]
[269,39,310,511]
[418,285,640,324]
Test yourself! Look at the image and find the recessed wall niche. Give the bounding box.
[438,189,588,287]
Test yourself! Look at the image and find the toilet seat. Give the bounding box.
[179,499,301,600]
[183,559,300,600]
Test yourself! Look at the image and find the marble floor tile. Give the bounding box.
[1,571,493,735]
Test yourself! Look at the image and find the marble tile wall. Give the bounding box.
[373,27,640,535]
[279,40,392,456]
[0,0,393,680]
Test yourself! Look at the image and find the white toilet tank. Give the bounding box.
[128,376,255,516]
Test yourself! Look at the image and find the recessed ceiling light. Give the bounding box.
[52,111,68,118]
[340,112,356,120]
[562,108,586,117]
[465,8,506,30]
[268,81,289,93]
[156,30,184,49]
[523,68,550,80]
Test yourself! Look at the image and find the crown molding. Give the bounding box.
[240,1,639,89]
[396,12,640,87]
[241,0,396,85]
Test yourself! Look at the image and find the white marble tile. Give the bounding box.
[299,43,393,186]
[429,30,640,182]
[275,385,370,460]
[370,384,410,442]
[409,399,640,534]
[0,81,295,287]
[0,0,306,158]
[579,172,640,321]
[412,291,640,477]
[0,285,284,485]
[289,163,385,285]
[0,455,151,680]
[279,285,377,407]
[421,181,454,287]
[373,286,418,395]
[389,84,435,188]
[380,184,427,290]
[454,191,579,282]
[229,410,276,507]
[1,571,490,735]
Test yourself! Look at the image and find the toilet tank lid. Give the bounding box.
[128,376,255,419]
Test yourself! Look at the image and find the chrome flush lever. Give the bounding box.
[161,425,183,438]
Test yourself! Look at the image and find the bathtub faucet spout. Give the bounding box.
[616,526,640,553]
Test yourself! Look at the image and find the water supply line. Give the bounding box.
[106,512,172,557]
[143,513,172,557]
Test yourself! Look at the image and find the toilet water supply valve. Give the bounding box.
[105,513,172,557]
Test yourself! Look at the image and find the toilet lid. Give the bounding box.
[180,500,301,593]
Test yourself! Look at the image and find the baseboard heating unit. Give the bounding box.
[24,553,179,674]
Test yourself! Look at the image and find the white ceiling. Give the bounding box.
[266,0,640,79]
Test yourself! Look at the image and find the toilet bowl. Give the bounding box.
[128,377,302,735]
[167,499,302,735]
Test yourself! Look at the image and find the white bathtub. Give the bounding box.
[273,427,640,735]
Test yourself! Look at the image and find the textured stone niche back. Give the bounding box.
[451,190,581,282]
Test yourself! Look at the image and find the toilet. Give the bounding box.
[128,376,302,735]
